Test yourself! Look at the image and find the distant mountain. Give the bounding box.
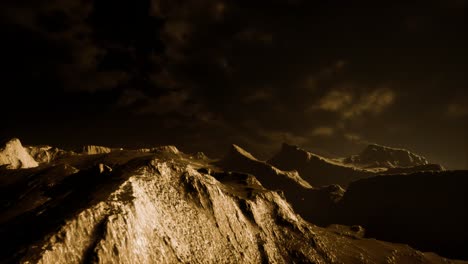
[268,143,374,187]
[343,143,431,169]
[0,138,38,169]
[2,140,458,263]
[268,143,445,187]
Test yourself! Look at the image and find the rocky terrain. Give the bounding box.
[0,139,466,263]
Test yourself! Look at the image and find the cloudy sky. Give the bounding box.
[1,0,466,168]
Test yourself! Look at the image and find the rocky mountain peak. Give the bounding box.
[0,138,38,169]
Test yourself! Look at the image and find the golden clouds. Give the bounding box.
[311,127,334,137]
[313,87,395,119]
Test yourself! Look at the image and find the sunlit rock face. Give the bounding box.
[0,138,38,169]
[22,163,330,264]
[345,144,429,168]
[0,142,465,264]
[268,143,373,187]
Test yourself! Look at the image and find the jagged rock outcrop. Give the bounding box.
[0,138,38,169]
[333,170,468,260]
[268,143,373,187]
[344,144,429,168]
[82,145,113,155]
[0,147,461,264]
[26,145,75,164]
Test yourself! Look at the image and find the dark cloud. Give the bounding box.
[0,0,466,168]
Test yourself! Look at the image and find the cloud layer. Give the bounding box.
[1,0,466,168]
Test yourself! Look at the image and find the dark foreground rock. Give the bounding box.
[333,170,468,260]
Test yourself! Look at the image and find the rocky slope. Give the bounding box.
[268,143,373,187]
[0,138,38,169]
[0,141,463,263]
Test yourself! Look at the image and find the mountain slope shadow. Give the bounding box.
[333,170,468,260]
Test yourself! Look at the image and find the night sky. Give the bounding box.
[1,0,466,169]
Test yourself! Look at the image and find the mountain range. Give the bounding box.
[0,138,466,263]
